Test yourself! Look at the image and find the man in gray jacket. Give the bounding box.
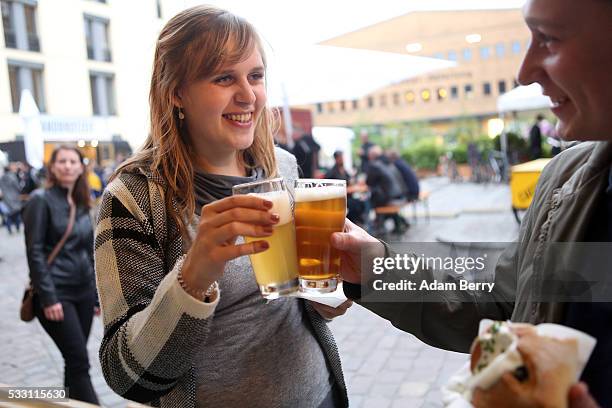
[331,0,612,405]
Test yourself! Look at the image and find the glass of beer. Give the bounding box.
[232,178,299,300]
[294,179,347,293]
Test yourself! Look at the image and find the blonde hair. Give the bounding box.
[116,5,278,239]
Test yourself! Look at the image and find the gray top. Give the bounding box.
[193,151,332,407]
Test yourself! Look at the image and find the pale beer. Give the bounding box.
[233,179,299,299]
[294,179,347,293]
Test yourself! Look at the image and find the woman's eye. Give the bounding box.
[536,32,557,48]
[215,75,232,84]
[249,72,264,81]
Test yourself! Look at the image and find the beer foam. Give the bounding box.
[294,186,346,202]
[249,190,293,225]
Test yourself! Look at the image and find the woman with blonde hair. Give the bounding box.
[95,5,350,407]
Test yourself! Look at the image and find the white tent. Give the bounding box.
[312,127,354,171]
[497,83,551,113]
[19,89,44,169]
[265,45,455,107]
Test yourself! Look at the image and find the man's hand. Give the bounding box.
[473,332,579,408]
[309,300,353,320]
[569,383,600,408]
[331,219,384,284]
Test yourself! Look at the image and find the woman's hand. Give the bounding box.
[181,195,278,298]
[309,300,353,320]
[44,303,64,321]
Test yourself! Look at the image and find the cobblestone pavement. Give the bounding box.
[0,179,518,407]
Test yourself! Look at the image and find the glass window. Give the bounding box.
[340,100,346,111]
[379,94,387,107]
[84,15,111,62]
[90,72,116,116]
[2,0,39,51]
[327,102,334,113]
[367,96,374,108]
[462,48,472,61]
[447,51,457,61]
[495,42,505,58]
[498,80,507,94]
[316,103,323,113]
[483,82,492,96]
[404,91,415,104]
[1,0,16,48]
[8,61,45,112]
[393,93,400,106]
[421,89,431,102]
[352,100,358,110]
[480,46,491,60]
[432,52,444,59]
[450,86,459,99]
[512,41,521,54]
[437,88,447,101]
[464,84,474,99]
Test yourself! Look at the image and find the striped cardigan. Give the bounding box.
[94,148,348,407]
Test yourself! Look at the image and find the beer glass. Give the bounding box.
[294,179,347,293]
[232,178,299,299]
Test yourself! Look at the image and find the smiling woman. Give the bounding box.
[94,5,350,408]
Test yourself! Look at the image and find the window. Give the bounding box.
[316,103,323,114]
[462,48,472,61]
[480,46,491,60]
[8,60,45,112]
[483,82,492,96]
[495,43,505,58]
[432,52,444,59]
[327,102,334,113]
[512,41,521,54]
[498,80,507,94]
[90,71,116,116]
[464,84,474,99]
[84,15,111,62]
[450,86,459,99]
[447,51,457,62]
[404,91,415,104]
[1,0,40,51]
[421,89,431,102]
[379,94,387,107]
[352,100,358,110]
[340,100,346,111]
[367,96,374,108]
[393,93,400,106]
[437,88,447,101]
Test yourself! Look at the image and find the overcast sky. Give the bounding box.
[176,0,527,50]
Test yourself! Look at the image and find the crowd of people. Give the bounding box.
[3,0,611,406]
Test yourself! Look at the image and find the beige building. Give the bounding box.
[0,0,182,164]
[311,9,531,135]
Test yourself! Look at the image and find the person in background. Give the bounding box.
[292,133,321,178]
[331,0,612,405]
[387,149,420,202]
[22,146,99,404]
[529,114,545,160]
[357,129,374,173]
[325,150,366,225]
[0,163,23,234]
[94,6,350,407]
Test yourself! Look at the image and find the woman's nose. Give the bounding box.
[235,79,256,105]
[517,39,543,86]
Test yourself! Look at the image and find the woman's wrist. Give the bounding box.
[178,255,218,302]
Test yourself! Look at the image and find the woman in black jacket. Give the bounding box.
[22,145,98,404]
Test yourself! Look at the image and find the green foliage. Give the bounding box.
[401,138,444,171]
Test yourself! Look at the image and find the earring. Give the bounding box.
[178,107,185,120]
